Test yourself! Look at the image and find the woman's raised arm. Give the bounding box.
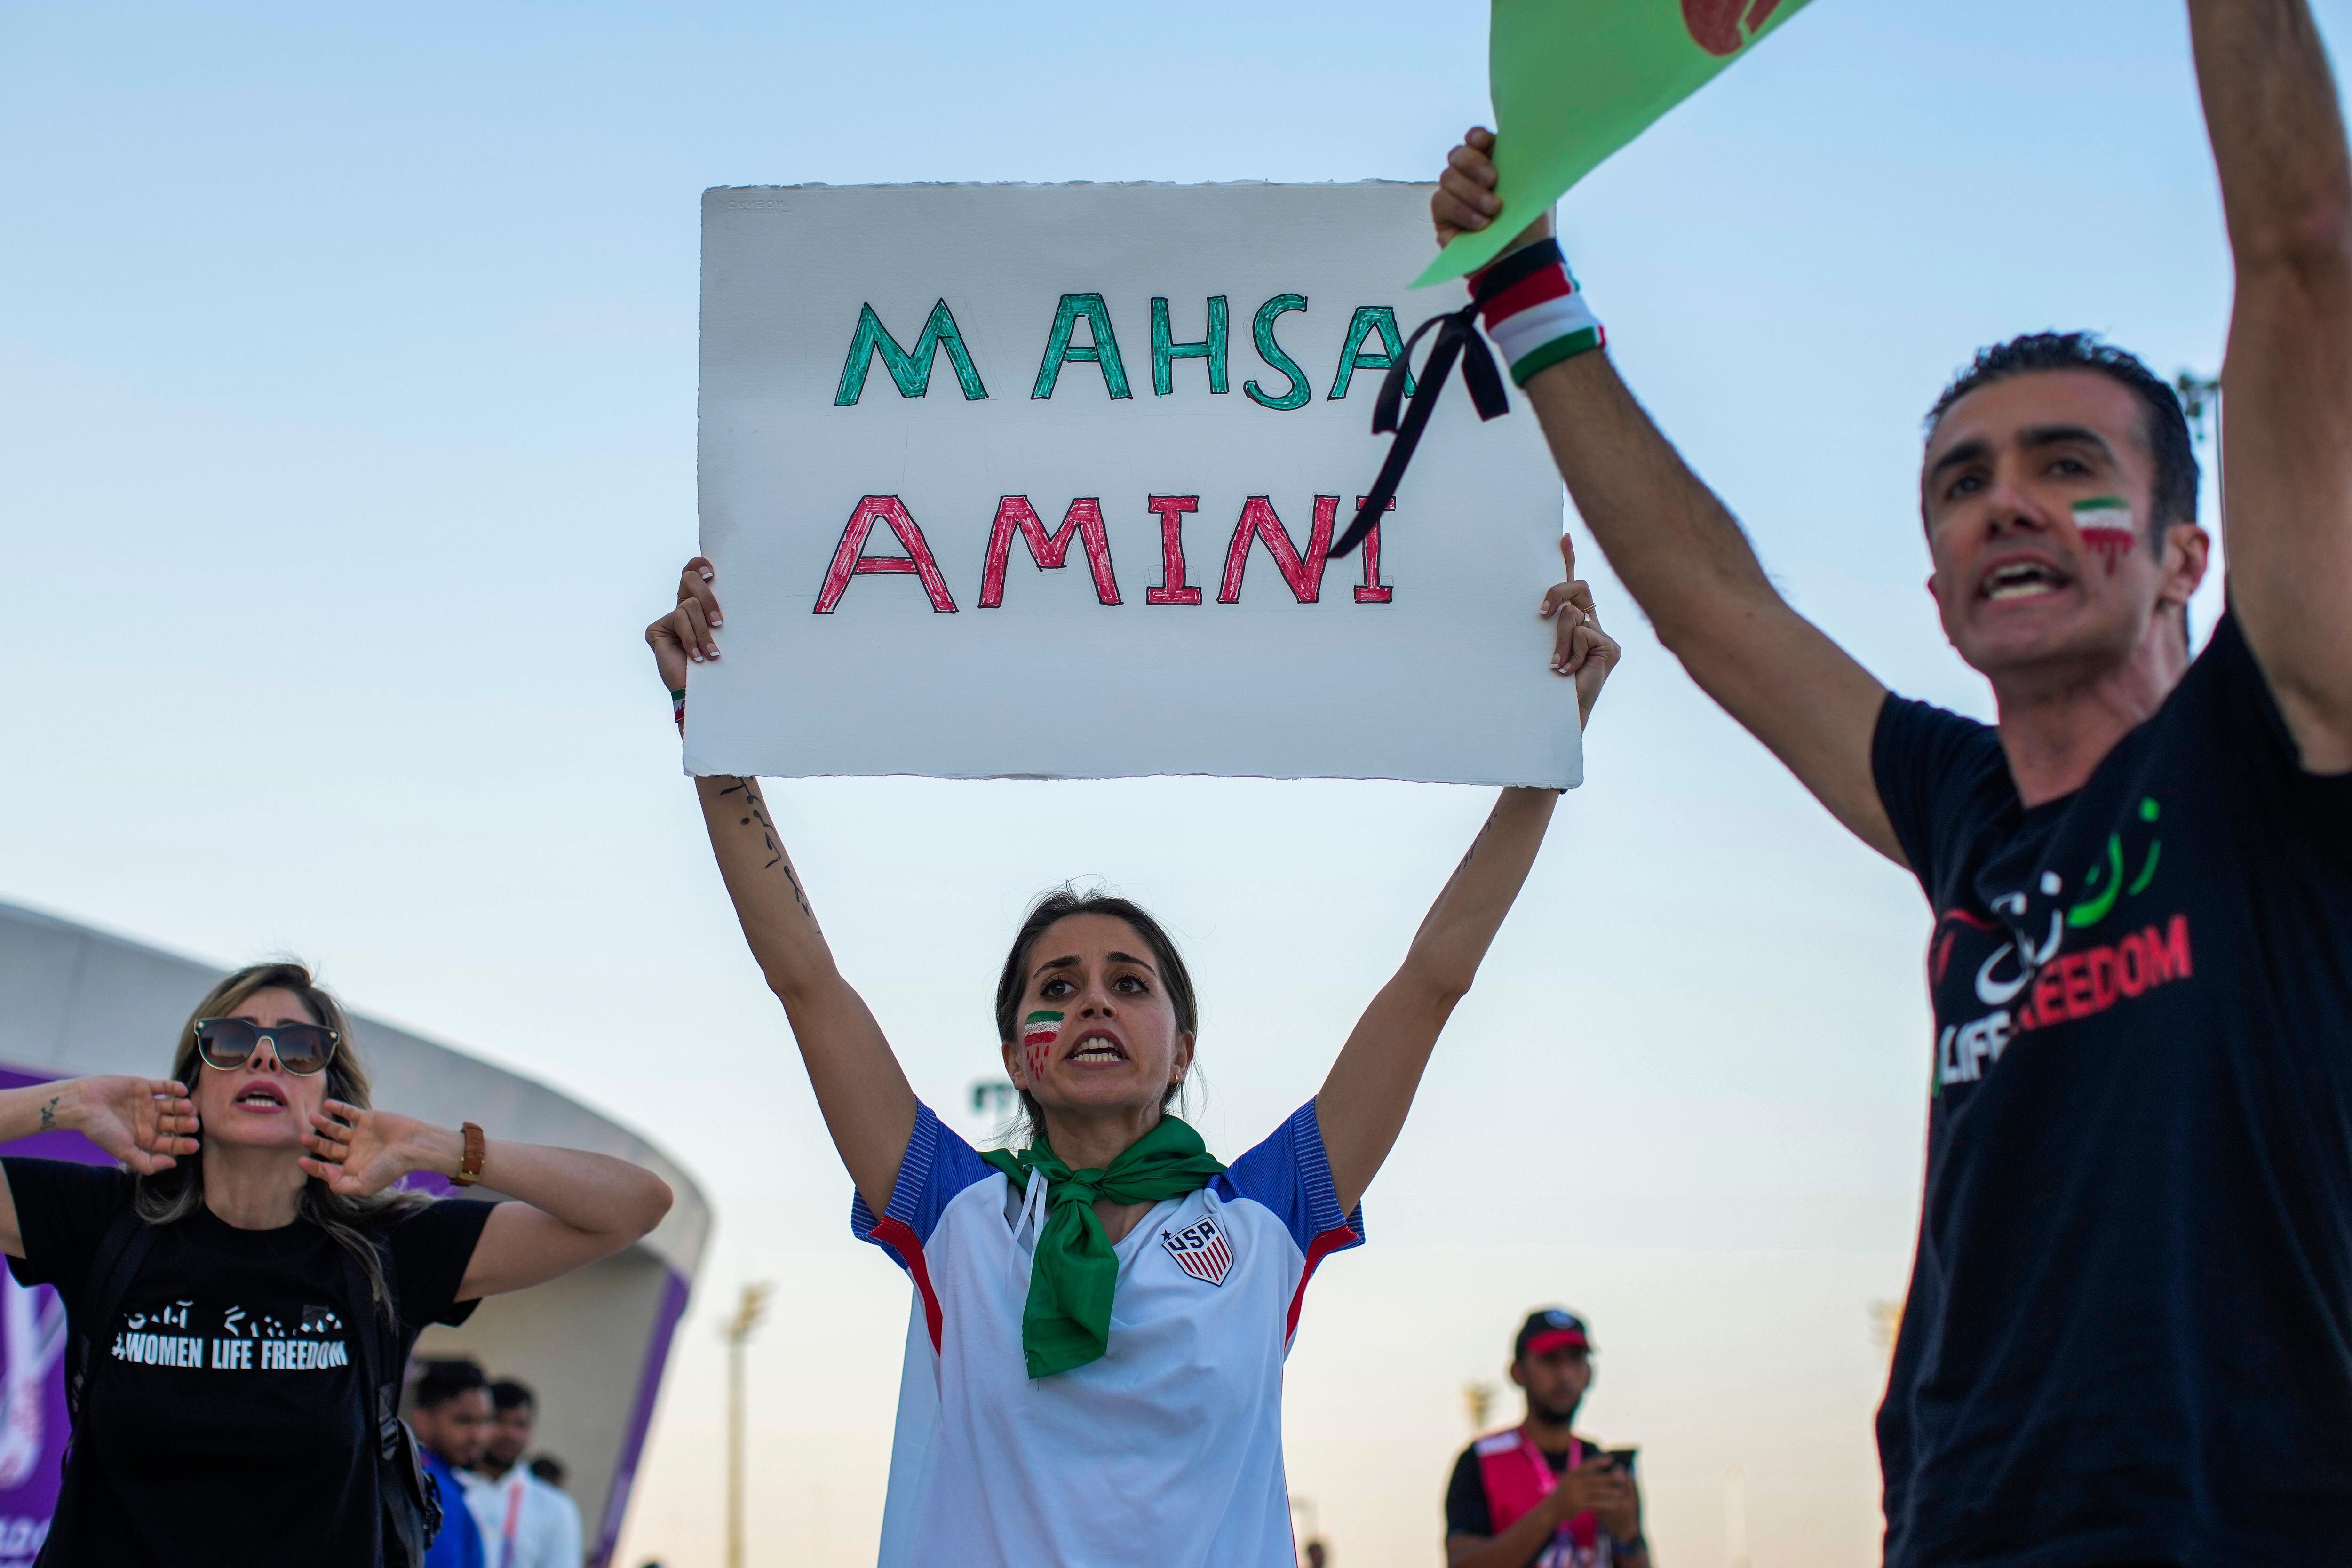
[0,1077,199,1257]
[650,559,917,1211]
[299,1108,675,1298]
[1314,537,1619,1213]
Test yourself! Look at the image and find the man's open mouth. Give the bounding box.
[1979,560,2071,601]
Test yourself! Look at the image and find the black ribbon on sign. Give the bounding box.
[1329,238,1566,560]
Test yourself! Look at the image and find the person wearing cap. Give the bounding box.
[1444,1310,1647,1568]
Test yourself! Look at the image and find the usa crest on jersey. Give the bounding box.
[1161,1215,1233,1286]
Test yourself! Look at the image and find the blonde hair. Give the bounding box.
[135,961,423,1316]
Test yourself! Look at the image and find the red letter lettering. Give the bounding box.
[2031,968,2066,1025]
[813,495,958,614]
[1145,495,1202,605]
[2147,914,2193,985]
[2116,932,2147,997]
[1218,495,1333,604]
[1353,494,1396,604]
[2088,946,2118,1013]
[978,496,1121,607]
[2060,953,2093,1018]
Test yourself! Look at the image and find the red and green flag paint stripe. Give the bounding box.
[2072,496,2137,572]
[1418,0,1821,287]
[1472,241,1605,384]
[1020,1009,1064,1080]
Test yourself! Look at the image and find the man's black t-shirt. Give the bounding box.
[2,1159,495,1568]
[1443,1435,1601,1540]
[1872,610,2352,1568]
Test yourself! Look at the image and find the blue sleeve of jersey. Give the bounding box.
[850,1102,995,1268]
[1215,1100,1366,1258]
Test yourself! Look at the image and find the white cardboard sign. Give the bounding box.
[691,181,1580,787]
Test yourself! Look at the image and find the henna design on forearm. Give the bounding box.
[1454,816,1494,876]
[722,779,815,918]
[782,862,814,918]
[740,784,784,873]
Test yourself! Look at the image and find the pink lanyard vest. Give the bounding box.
[497,1473,525,1568]
[1476,1429,1601,1568]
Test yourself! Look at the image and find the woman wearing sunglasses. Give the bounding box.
[646,539,1619,1568]
[0,961,674,1568]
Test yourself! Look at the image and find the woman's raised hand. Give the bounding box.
[300,1100,445,1198]
[1540,533,1623,728]
[67,1077,200,1175]
[646,556,723,694]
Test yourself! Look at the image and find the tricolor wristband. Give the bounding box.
[671,687,686,732]
[1469,238,1604,386]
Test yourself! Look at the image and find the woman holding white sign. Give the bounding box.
[649,542,1618,1568]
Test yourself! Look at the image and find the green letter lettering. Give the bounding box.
[1151,296,1229,396]
[834,300,989,406]
[1244,294,1311,411]
[1032,294,1133,400]
[1328,305,1416,400]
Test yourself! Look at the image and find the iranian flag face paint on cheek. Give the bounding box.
[1021,1011,1063,1082]
[2074,497,2137,574]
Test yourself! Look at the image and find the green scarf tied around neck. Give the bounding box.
[979,1115,1228,1379]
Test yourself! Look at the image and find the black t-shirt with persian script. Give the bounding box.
[1,1158,494,1568]
[1871,610,2352,1568]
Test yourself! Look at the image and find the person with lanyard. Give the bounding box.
[460,1379,583,1568]
[410,1360,492,1568]
[645,542,1621,1568]
[0,960,676,1568]
[1445,1311,1645,1568]
[1426,2,2352,1562]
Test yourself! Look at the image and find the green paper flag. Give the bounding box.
[1415,0,1819,287]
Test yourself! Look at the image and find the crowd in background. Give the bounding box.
[408,1361,585,1568]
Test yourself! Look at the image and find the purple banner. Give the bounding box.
[595,1268,690,1568]
[0,1064,113,1567]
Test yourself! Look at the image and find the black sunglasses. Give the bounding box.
[192,1018,341,1077]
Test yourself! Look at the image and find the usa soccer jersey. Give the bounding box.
[853,1100,1365,1568]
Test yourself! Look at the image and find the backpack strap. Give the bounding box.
[334,1237,406,1460]
[337,1234,446,1568]
[68,1204,158,1428]
[36,1204,159,1568]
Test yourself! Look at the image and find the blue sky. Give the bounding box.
[4,2,2337,1560]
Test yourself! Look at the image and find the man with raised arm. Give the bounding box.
[1433,5,2352,1564]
